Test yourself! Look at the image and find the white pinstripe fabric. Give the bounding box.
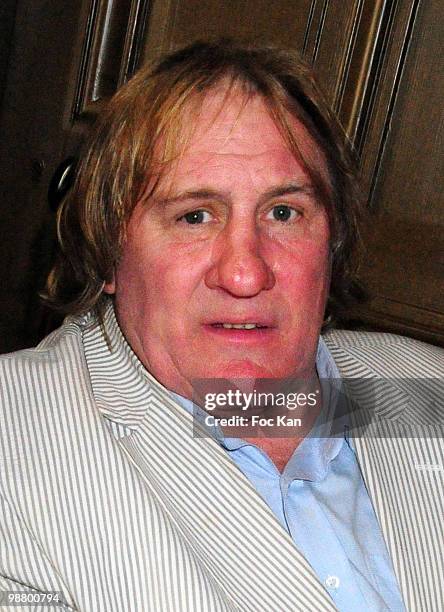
[325,330,444,612]
[0,302,443,611]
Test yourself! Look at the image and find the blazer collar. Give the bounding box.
[79,298,157,429]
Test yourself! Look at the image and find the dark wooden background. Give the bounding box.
[0,0,442,353]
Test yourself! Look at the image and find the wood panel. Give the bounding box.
[0,1,87,352]
[73,0,151,118]
[351,0,444,345]
[171,0,313,50]
[1,0,442,351]
[142,0,313,60]
[0,0,18,111]
[302,0,443,345]
[304,0,365,107]
[357,0,422,196]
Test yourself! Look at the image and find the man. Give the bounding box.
[0,41,443,612]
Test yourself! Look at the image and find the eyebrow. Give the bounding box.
[153,182,317,208]
[260,183,316,203]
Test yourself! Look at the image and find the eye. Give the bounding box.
[178,210,213,225]
[266,204,301,223]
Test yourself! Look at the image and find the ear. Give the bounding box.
[103,272,116,295]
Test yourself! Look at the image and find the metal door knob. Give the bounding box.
[48,157,77,212]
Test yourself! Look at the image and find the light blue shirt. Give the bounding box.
[172,338,406,612]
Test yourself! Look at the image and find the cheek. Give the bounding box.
[116,238,206,319]
[273,234,331,296]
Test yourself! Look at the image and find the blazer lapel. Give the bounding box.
[83,302,336,612]
[118,373,336,612]
[328,340,444,612]
[352,428,444,611]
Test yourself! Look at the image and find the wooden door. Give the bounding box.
[0,0,150,352]
[0,0,315,353]
[144,0,444,346]
[1,0,442,352]
[349,0,444,345]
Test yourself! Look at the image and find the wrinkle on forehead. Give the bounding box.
[188,85,285,153]
[137,83,255,204]
[179,82,331,193]
[139,81,331,207]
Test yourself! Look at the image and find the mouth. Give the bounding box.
[211,322,269,330]
[203,320,275,344]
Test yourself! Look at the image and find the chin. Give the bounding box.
[209,359,282,380]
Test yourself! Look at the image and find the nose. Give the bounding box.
[204,221,275,297]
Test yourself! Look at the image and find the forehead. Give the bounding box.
[183,87,324,164]
[189,89,286,153]
[146,86,331,203]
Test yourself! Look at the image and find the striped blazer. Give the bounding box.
[1,303,443,612]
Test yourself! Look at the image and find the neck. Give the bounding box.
[244,436,307,473]
[237,374,323,472]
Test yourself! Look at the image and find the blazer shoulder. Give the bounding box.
[322,328,444,378]
[0,317,84,368]
[0,316,91,417]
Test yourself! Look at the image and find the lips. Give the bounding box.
[205,316,274,328]
[212,323,267,329]
[203,315,276,332]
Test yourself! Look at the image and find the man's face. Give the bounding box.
[105,88,331,398]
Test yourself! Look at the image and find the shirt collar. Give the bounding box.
[285,337,352,482]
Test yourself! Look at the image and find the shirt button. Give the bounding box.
[325,575,340,590]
